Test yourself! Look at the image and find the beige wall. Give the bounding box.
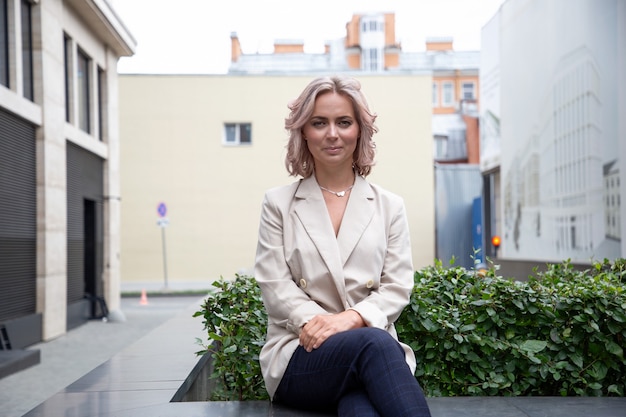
[119,74,434,286]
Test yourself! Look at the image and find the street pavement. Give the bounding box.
[0,294,206,417]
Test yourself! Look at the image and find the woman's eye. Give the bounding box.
[338,120,352,127]
[311,121,325,127]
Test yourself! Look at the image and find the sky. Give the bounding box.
[109,0,505,75]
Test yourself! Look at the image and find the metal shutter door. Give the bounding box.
[0,108,37,322]
[66,142,103,305]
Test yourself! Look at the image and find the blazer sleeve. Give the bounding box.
[254,191,328,335]
[349,200,414,329]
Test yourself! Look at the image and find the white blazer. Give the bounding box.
[254,174,417,399]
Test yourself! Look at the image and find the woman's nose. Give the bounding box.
[327,124,338,138]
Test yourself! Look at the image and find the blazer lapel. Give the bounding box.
[293,176,347,301]
[337,175,375,265]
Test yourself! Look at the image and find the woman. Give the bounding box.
[254,75,431,417]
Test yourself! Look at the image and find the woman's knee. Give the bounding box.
[348,327,404,356]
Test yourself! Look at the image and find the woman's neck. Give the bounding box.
[314,167,355,190]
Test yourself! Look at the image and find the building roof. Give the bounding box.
[67,0,137,57]
[229,53,337,75]
[400,51,480,71]
[228,48,479,75]
[229,40,479,75]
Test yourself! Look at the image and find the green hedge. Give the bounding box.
[195,259,626,399]
[396,258,626,396]
[193,275,269,400]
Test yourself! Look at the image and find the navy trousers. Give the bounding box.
[275,327,431,417]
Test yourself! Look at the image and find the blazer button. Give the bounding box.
[299,279,307,289]
[366,279,374,289]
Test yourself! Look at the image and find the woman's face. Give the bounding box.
[302,92,360,172]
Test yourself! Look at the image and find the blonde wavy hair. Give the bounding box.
[284,75,378,178]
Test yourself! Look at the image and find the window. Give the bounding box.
[77,48,91,133]
[0,0,8,87]
[432,82,438,106]
[434,135,447,159]
[97,67,105,141]
[223,123,251,145]
[21,0,33,100]
[64,35,102,139]
[64,35,71,122]
[362,47,382,72]
[462,82,475,100]
[362,20,382,32]
[442,82,454,107]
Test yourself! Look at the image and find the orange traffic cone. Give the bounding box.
[140,288,149,305]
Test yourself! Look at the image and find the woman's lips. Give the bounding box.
[325,146,342,153]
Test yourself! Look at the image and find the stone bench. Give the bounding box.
[21,298,626,417]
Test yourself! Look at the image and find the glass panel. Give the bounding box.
[463,82,474,100]
[98,67,105,141]
[370,48,377,71]
[21,0,33,100]
[0,0,8,87]
[77,48,90,133]
[239,123,251,144]
[434,136,447,159]
[224,123,236,143]
[64,35,71,122]
[443,83,453,106]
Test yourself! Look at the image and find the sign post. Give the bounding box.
[157,202,169,290]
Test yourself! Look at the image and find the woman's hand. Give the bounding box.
[299,310,365,352]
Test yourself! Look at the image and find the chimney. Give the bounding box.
[273,39,304,54]
[230,32,242,62]
[426,36,454,52]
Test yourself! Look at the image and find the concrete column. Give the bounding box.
[36,0,68,340]
[102,48,122,318]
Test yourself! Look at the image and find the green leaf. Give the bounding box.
[588,362,609,380]
[469,362,486,380]
[606,341,624,358]
[209,332,223,341]
[612,309,626,322]
[550,328,562,343]
[520,340,547,353]
[570,353,584,369]
[420,318,438,332]
[223,344,237,354]
[460,323,477,332]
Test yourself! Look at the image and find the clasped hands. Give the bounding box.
[299,309,365,352]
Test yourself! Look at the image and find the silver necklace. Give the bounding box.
[319,184,354,197]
